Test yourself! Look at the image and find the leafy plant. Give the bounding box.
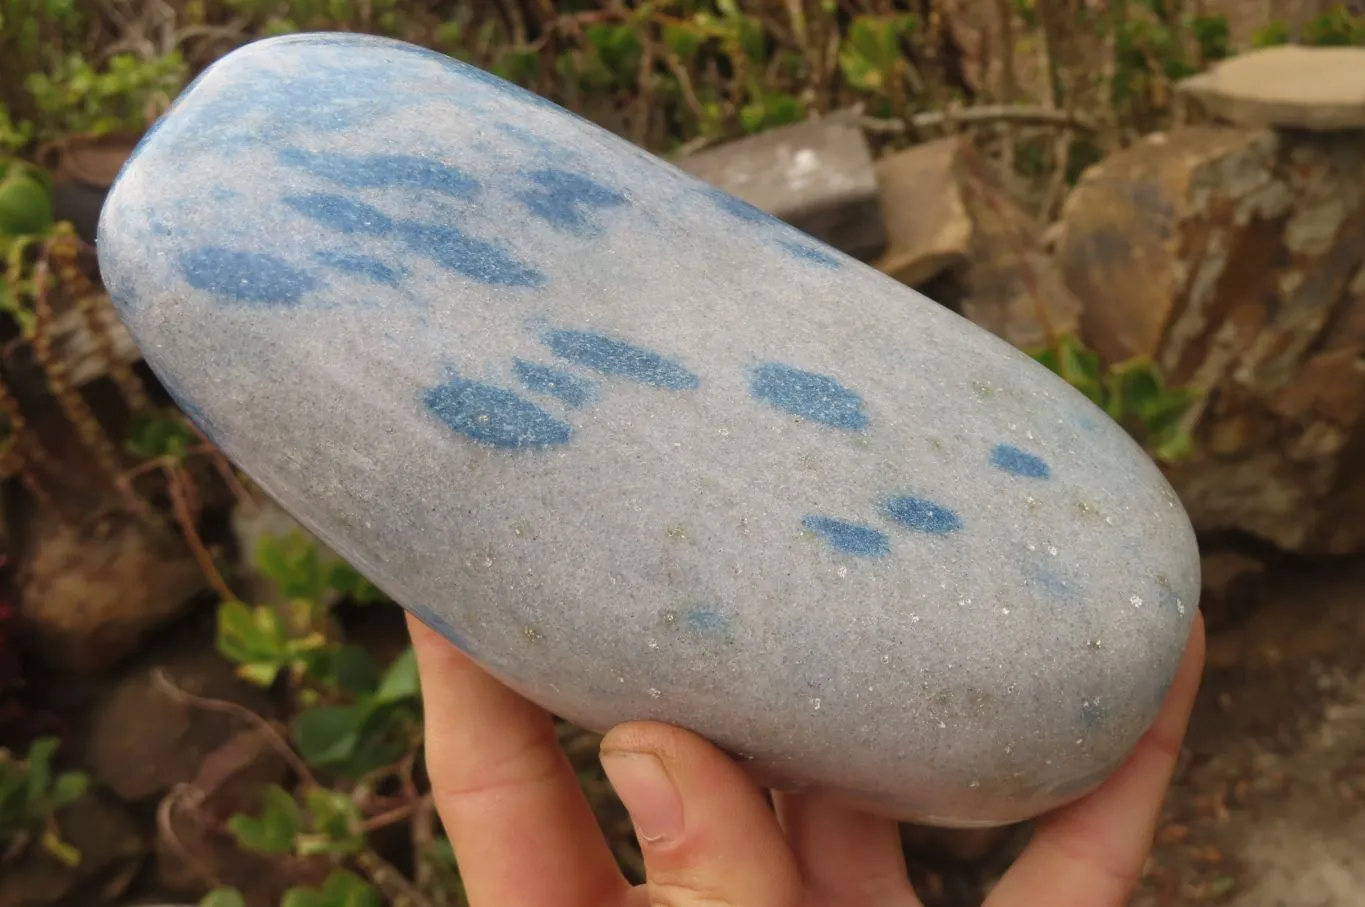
[838,14,918,105]
[1300,5,1365,45]
[289,645,421,778]
[25,51,187,139]
[0,737,90,867]
[202,869,381,907]
[1030,334,1200,463]
[228,784,366,857]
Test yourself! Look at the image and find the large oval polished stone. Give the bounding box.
[97,33,1200,827]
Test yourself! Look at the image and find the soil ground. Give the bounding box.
[1133,555,1365,906]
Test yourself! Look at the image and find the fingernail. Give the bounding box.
[600,751,683,844]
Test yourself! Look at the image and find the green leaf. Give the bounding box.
[374,646,420,704]
[326,561,385,604]
[1251,20,1291,47]
[49,772,88,809]
[216,601,290,684]
[283,869,381,907]
[23,737,57,804]
[125,411,197,460]
[201,888,248,907]
[323,869,382,907]
[316,644,379,695]
[663,23,704,60]
[584,23,643,85]
[336,703,418,778]
[739,91,804,133]
[292,704,363,768]
[0,166,54,239]
[297,788,364,856]
[490,47,540,86]
[254,532,325,601]
[226,784,301,854]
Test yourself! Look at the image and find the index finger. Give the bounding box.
[986,612,1206,907]
[407,613,629,907]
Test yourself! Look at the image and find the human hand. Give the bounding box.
[408,611,1204,907]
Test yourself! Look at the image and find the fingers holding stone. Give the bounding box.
[601,721,803,907]
[408,615,628,907]
[773,789,922,906]
[986,613,1206,907]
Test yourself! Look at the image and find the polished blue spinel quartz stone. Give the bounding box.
[97,32,1201,827]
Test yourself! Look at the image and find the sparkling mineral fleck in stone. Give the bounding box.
[97,33,1201,827]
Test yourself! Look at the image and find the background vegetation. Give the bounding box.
[3,1,1365,905]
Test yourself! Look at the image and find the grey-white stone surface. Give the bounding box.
[674,109,887,260]
[96,33,1200,827]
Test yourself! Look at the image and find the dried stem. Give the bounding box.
[0,375,52,509]
[164,461,237,602]
[156,784,222,887]
[49,227,150,413]
[412,793,437,896]
[631,22,656,147]
[355,848,439,907]
[29,254,146,516]
[152,667,320,790]
[360,794,430,834]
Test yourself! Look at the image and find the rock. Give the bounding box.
[1199,549,1267,628]
[873,138,973,288]
[152,731,317,904]
[874,137,1083,350]
[1178,45,1365,132]
[85,641,279,803]
[0,789,145,907]
[675,109,886,261]
[97,33,1200,827]
[17,508,211,673]
[1054,125,1365,553]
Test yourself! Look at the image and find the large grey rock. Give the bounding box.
[675,109,886,261]
[96,33,1200,828]
[1178,45,1365,132]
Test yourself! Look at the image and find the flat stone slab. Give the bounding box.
[873,138,973,287]
[97,33,1200,828]
[675,110,887,260]
[1178,45,1365,131]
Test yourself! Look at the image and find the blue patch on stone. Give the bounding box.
[517,168,627,235]
[750,362,868,430]
[683,608,730,637]
[706,186,778,225]
[513,359,598,408]
[278,148,481,199]
[990,443,1051,479]
[311,250,402,286]
[1023,560,1082,604]
[284,192,395,236]
[543,329,699,390]
[179,246,321,305]
[395,221,545,287]
[883,496,962,535]
[802,515,890,557]
[424,373,572,449]
[778,240,842,269]
[406,602,477,655]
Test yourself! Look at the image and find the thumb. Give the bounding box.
[600,721,802,907]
